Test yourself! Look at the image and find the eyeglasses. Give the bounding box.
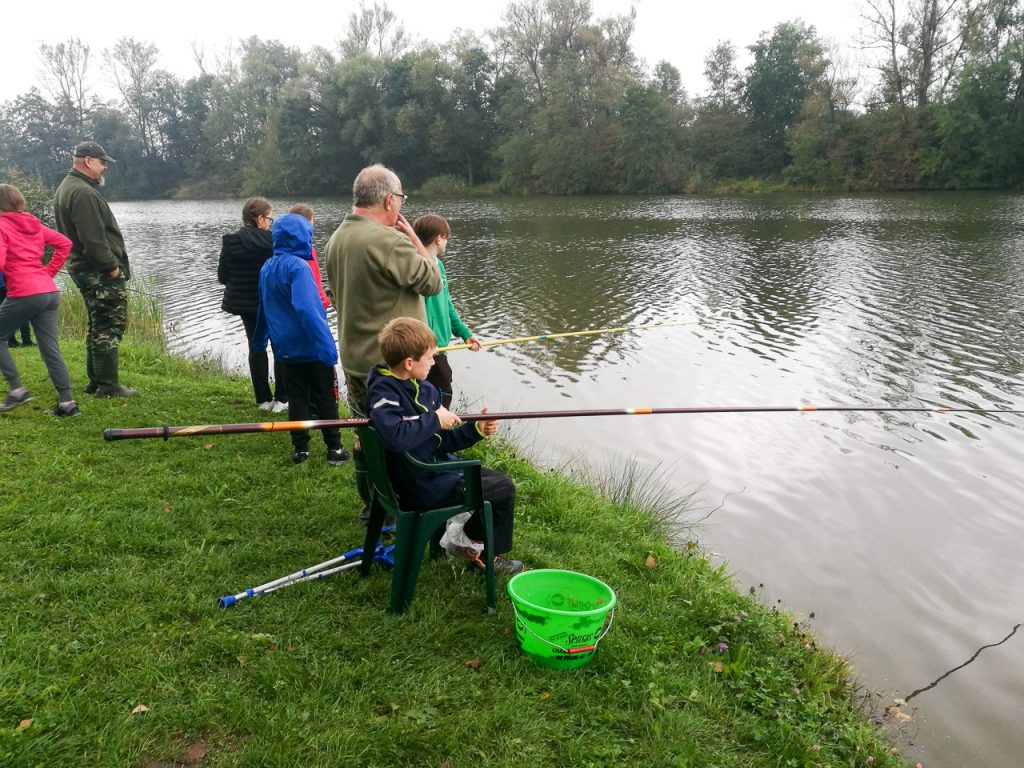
[261,215,274,225]
[391,191,409,203]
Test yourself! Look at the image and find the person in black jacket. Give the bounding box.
[218,197,287,412]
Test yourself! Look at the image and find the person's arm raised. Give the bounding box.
[394,213,430,260]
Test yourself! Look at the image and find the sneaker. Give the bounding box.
[271,400,289,414]
[493,557,525,575]
[0,388,32,412]
[326,447,351,465]
[467,555,525,576]
[48,401,81,417]
[258,401,276,412]
[292,450,310,465]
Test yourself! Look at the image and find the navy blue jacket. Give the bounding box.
[253,214,337,366]
[367,364,484,509]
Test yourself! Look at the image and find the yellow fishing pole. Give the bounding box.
[438,321,694,353]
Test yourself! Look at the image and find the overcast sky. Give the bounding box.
[3,0,868,105]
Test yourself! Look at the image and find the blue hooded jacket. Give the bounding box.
[253,214,338,366]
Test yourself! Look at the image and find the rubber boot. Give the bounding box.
[94,347,139,398]
[84,345,98,395]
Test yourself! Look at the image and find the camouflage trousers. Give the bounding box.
[69,267,128,352]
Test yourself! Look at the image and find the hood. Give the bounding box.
[0,211,43,237]
[271,214,313,260]
[231,225,272,251]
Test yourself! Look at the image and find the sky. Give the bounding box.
[2,0,868,105]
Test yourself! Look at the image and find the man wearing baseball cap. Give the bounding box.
[54,140,137,397]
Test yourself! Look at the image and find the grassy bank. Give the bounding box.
[0,328,909,766]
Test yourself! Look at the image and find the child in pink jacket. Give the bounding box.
[0,184,78,416]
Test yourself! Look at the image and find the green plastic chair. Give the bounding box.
[357,426,496,615]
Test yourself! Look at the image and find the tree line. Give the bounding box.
[2,0,1022,200]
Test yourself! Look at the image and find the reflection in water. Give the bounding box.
[114,193,1024,768]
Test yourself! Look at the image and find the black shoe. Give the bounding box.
[292,450,310,465]
[48,401,81,417]
[326,447,351,465]
[7,338,19,348]
[21,339,34,347]
[0,388,32,412]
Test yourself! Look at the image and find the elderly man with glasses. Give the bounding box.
[325,164,441,519]
[54,140,137,398]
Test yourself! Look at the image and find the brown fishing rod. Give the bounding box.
[102,404,1024,442]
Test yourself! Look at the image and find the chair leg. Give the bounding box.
[399,516,441,612]
[360,498,387,578]
[389,511,418,614]
[482,501,496,614]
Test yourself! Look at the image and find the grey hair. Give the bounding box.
[352,164,401,207]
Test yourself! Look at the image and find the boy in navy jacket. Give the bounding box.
[254,213,349,466]
[367,317,522,574]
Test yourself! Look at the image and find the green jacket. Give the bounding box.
[53,170,130,278]
[325,213,441,379]
[424,257,472,347]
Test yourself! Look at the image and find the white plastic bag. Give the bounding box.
[439,512,484,559]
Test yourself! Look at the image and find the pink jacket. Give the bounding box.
[0,212,72,297]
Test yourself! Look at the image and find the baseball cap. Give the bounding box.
[73,141,116,163]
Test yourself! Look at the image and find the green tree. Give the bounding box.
[615,82,683,193]
[492,0,640,193]
[744,20,828,174]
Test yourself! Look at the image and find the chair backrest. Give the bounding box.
[356,426,403,520]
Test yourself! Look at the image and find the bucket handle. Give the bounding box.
[511,602,615,655]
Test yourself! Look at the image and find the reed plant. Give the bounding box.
[55,274,167,348]
[0,338,911,767]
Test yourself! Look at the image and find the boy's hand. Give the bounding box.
[467,336,482,351]
[477,405,498,437]
[437,406,462,430]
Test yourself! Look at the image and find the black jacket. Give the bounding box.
[218,226,272,315]
[367,365,484,510]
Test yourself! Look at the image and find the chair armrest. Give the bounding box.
[401,453,481,473]
[400,453,485,511]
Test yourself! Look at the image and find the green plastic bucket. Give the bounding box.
[507,569,616,670]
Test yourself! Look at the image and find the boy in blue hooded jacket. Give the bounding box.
[254,213,349,466]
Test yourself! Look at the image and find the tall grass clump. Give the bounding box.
[56,274,166,348]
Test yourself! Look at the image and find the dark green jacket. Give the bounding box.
[53,170,130,278]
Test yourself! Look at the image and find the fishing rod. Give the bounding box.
[102,404,1024,442]
[438,321,695,353]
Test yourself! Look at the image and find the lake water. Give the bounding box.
[112,194,1024,767]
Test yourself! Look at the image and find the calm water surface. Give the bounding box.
[113,194,1024,767]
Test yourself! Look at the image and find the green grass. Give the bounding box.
[55,275,166,347]
[0,336,909,767]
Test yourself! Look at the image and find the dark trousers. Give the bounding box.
[0,287,32,344]
[283,361,341,453]
[240,313,285,404]
[426,352,454,408]
[0,292,73,401]
[436,467,516,555]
